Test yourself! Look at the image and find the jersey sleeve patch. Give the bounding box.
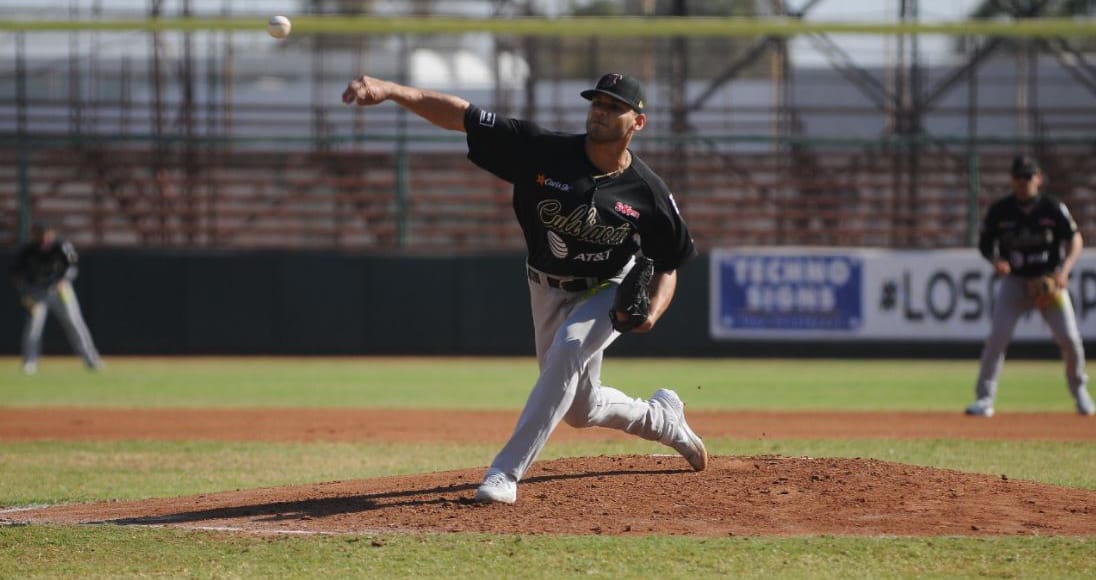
[668,192,682,216]
[464,105,531,184]
[1058,201,1079,232]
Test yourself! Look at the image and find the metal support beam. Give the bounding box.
[920,37,1006,111]
[669,0,689,194]
[687,0,824,113]
[687,38,777,112]
[803,33,893,110]
[1039,37,1096,98]
[16,32,31,244]
[920,0,1053,111]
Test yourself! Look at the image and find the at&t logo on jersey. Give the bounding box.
[536,174,572,192]
[545,232,612,263]
[547,231,569,258]
[574,249,612,262]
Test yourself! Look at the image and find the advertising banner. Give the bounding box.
[710,248,1096,341]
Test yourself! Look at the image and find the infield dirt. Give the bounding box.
[2,408,1094,537]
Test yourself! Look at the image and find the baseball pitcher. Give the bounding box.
[343,72,707,504]
[967,155,1093,417]
[9,222,102,375]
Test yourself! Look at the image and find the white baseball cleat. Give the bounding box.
[1076,388,1095,416]
[21,361,37,375]
[651,388,708,472]
[474,468,517,504]
[964,399,995,418]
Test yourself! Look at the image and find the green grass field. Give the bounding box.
[0,355,1085,411]
[1,356,1093,578]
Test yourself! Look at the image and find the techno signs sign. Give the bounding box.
[711,248,1096,341]
[711,251,862,336]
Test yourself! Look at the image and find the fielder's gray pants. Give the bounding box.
[22,281,101,367]
[975,275,1087,403]
[488,263,677,483]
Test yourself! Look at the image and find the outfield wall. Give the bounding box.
[0,249,1083,359]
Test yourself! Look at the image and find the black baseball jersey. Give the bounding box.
[978,193,1078,278]
[10,238,78,289]
[463,105,696,278]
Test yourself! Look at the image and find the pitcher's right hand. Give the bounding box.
[342,75,390,106]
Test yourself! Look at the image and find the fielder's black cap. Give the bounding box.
[1010,155,1040,178]
[581,73,646,113]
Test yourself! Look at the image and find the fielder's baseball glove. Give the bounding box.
[1026,275,1061,309]
[610,256,654,333]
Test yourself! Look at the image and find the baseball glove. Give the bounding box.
[1026,275,1061,309]
[610,256,654,333]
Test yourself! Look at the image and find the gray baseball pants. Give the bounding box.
[22,280,101,368]
[487,263,678,482]
[974,274,1087,403]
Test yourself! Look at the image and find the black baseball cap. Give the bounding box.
[581,73,646,113]
[1010,155,1040,178]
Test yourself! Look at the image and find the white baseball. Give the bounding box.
[267,15,291,39]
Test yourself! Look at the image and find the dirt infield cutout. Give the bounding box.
[6,455,1094,537]
[3,409,1094,537]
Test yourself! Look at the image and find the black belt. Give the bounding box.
[527,267,601,292]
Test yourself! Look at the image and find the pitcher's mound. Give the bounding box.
[6,455,1094,537]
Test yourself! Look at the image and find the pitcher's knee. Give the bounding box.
[562,407,593,428]
[552,335,586,359]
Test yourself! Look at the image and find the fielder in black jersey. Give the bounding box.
[344,72,707,504]
[9,222,102,374]
[967,155,1092,417]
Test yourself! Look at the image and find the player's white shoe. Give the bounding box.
[474,468,517,504]
[651,388,708,472]
[964,399,995,418]
[21,361,37,375]
[1076,387,1095,416]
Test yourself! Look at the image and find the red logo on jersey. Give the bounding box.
[614,201,640,219]
[537,174,572,192]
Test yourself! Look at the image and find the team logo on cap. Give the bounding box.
[600,73,623,88]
